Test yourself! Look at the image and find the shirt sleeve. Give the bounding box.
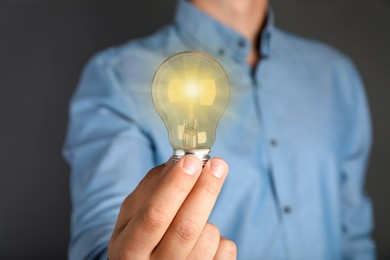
[340,61,375,260]
[63,54,156,260]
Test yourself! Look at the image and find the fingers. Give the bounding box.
[186,223,220,260]
[152,158,228,259]
[113,158,174,236]
[214,238,237,260]
[119,155,203,258]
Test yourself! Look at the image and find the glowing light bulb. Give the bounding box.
[152,51,230,164]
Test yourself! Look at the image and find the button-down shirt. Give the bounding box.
[64,1,375,259]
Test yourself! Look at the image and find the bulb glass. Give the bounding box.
[152,51,229,152]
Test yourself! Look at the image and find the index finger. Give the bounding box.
[152,158,229,259]
[118,155,202,258]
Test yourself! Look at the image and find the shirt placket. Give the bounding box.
[254,58,298,260]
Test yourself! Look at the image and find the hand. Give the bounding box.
[108,155,236,260]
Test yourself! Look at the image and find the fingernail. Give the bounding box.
[182,156,201,176]
[210,159,227,179]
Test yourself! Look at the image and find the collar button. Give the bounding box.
[270,139,277,147]
[237,39,246,48]
[218,49,225,56]
[283,206,292,214]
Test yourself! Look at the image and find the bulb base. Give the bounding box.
[173,149,210,166]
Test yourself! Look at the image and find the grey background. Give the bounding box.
[0,0,388,259]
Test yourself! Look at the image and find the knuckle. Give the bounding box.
[145,165,163,181]
[221,239,237,258]
[171,180,191,195]
[173,218,201,242]
[140,165,163,188]
[203,223,220,241]
[140,206,168,232]
[120,194,133,211]
[202,180,220,197]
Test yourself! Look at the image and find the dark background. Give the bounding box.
[0,0,389,259]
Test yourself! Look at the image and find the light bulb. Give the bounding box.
[152,51,230,165]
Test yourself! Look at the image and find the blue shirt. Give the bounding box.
[64,1,375,259]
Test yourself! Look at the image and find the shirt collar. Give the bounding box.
[174,0,274,62]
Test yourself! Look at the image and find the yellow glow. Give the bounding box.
[168,79,182,103]
[167,79,216,106]
[199,80,216,106]
[152,51,229,150]
[183,82,200,102]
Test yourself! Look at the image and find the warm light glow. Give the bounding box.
[168,79,182,103]
[152,51,229,150]
[168,79,216,106]
[183,82,200,102]
[199,80,216,106]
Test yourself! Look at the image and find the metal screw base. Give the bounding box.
[173,149,211,166]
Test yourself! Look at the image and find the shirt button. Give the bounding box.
[270,139,277,147]
[218,49,225,56]
[342,225,348,233]
[283,206,292,214]
[238,39,246,48]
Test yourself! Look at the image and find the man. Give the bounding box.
[64,0,375,259]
